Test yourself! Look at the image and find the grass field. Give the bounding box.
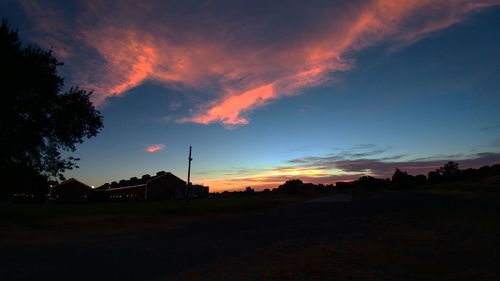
[2,183,500,280]
[0,193,304,232]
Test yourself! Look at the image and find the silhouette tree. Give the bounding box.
[392,169,411,187]
[354,176,390,190]
[439,161,460,180]
[276,179,304,194]
[0,20,103,198]
[427,162,460,185]
[391,168,424,188]
[244,186,255,194]
[414,174,427,185]
[427,170,442,184]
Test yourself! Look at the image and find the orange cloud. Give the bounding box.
[146,144,165,153]
[178,0,500,125]
[19,0,500,125]
[181,83,275,125]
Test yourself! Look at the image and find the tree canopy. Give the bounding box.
[0,20,103,197]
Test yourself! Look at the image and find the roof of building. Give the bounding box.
[97,171,186,190]
[53,178,93,190]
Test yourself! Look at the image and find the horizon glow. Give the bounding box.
[3,0,500,191]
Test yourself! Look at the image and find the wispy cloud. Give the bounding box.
[287,150,500,178]
[482,124,500,131]
[18,0,500,126]
[145,144,165,153]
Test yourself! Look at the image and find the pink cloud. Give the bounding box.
[18,0,500,125]
[146,144,165,153]
[180,83,275,125]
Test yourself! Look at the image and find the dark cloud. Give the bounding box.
[482,124,500,131]
[411,153,465,162]
[287,144,390,164]
[287,151,500,178]
[350,143,377,149]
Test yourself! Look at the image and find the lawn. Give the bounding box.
[2,186,500,280]
[0,193,304,234]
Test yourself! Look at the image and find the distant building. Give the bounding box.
[189,184,210,198]
[50,178,93,203]
[105,184,146,201]
[98,171,209,201]
[50,171,209,203]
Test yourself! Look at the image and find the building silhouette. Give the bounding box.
[50,178,93,203]
[51,171,209,202]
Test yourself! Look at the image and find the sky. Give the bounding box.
[2,0,500,191]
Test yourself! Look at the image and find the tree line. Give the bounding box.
[273,161,500,194]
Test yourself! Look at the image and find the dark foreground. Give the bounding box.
[1,190,500,281]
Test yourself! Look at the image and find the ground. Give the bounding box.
[1,190,500,281]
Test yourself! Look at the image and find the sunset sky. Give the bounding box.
[3,0,500,191]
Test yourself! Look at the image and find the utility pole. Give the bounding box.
[185,146,192,205]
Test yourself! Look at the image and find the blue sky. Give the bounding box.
[2,0,500,190]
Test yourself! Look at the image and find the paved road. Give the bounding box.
[1,191,500,281]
